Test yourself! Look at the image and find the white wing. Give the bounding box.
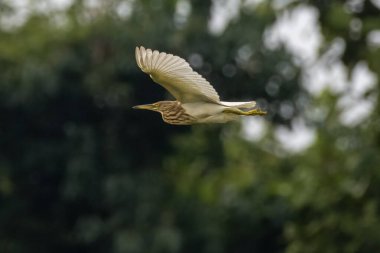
[135,46,220,103]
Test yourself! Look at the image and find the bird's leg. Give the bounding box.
[243,108,267,116]
[223,107,267,116]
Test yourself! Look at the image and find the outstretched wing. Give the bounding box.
[135,46,220,103]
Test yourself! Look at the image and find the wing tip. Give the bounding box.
[135,46,143,68]
[136,46,153,72]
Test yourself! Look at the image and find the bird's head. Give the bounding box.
[133,101,175,113]
[133,102,159,111]
[133,101,195,125]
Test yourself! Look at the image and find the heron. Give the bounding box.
[133,46,266,125]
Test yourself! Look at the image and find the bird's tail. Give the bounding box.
[220,101,266,116]
[219,101,256,109]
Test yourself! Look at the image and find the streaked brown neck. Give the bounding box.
[159,101,196,125]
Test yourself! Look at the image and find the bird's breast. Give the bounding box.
[160,102,196,125]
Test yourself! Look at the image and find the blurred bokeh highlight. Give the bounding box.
[0,0,380,252]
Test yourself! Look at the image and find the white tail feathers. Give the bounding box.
[219,101,256,109]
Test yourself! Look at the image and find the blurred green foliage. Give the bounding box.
[0,0,379,252]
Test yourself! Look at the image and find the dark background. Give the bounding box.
[0,0,380,252]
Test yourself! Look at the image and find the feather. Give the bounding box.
[135,46,220,103]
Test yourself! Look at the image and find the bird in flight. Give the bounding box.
[133,46,266,125]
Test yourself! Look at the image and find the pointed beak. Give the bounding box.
[133,104,156,111]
